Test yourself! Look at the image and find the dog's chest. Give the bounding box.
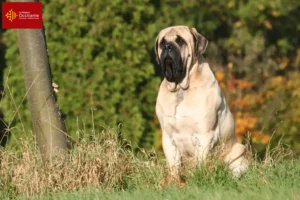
[159,89,207,134]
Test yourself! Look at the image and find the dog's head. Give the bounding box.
[155,26,208,91]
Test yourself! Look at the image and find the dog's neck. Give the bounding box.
[166,55,206,92]
[176,88,184,104]
[197,55,206,64]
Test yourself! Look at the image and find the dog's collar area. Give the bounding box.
[166,81,190,92]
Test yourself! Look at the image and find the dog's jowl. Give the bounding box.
[155,26,248,179]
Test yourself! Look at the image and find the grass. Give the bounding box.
[42,161,300,200]
[39,162,300,200]
[0,128,299,200]
[43,181,300,200]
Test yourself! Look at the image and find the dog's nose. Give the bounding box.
[163,44,173,52]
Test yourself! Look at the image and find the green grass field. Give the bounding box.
[1,129,299,200]
[42,162,300,200]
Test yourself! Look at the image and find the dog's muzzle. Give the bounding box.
[161,43,185,83]
[163,56,175,81]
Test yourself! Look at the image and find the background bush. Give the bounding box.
[1,0,300,155]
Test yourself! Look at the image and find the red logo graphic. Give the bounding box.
[2,2,42,29]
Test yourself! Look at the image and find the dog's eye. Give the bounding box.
[160,38,166,47]
[176,36,185,46]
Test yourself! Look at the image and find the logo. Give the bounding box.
[5,9,17,22]
[2,2,42,29]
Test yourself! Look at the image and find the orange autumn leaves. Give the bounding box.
[215,69,270,144]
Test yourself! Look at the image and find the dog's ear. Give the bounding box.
[154,35,160,64]
[189,27,208,56]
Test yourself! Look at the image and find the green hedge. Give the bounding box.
[2,0,300,153]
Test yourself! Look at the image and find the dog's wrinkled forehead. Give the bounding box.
[162,28,178,42]
[158,26,192,43]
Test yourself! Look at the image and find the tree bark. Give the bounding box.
[0,18,9,147]
[16,1,69,160]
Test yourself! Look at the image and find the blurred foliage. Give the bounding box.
[2,0,160,149]
[1,0,300,155]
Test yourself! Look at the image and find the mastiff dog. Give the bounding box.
[155,26,248,179]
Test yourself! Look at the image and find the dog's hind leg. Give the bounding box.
[224,142,248,177]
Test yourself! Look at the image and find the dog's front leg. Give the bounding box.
[193,132,214,164]
[162,131,181,181]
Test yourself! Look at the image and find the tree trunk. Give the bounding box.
[16,1,69,160]
[0,14,9,147]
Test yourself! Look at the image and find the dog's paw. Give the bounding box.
[230,158,248,178]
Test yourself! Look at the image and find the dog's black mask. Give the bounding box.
[159,40,185,83]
